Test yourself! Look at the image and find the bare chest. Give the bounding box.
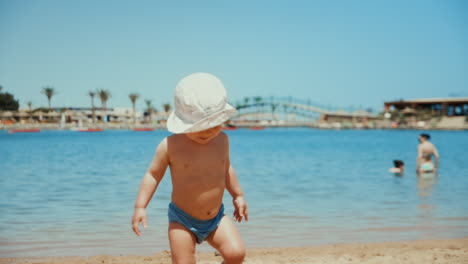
[169,142,227,185]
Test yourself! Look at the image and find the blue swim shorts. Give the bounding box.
[168,202,225,243]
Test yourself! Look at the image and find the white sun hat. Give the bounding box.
[166,72,238,134]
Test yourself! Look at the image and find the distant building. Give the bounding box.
[319,110,378,123]
[384,97,468,117]
[1,107,142,124]
[384,97,468,129]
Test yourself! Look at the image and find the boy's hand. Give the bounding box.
[233,196,248,222]
[132,208,148,236]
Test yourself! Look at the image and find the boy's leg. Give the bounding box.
[168,222,197,264]
[207,216,245,264]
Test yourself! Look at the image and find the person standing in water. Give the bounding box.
[419,153,435,173]
[417,133,440,173]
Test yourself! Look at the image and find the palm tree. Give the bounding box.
[163,103,171,113]
[88,91,96,124]
[144,99,153,123]
[97,89,111,110]
[283,104,288,122]
[27,101,33,121]
[254,96,262,121]
[129,93,139,124]
[271,103,278,120]
[243,97,250,106]
[97,89,111,122]
[41,86,56,111]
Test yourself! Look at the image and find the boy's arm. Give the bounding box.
[226,164,245,199]
[224,136,248,222]
[227,164,249,222]
[132,138,169,236]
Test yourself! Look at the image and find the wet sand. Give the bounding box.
[1,238,466,264]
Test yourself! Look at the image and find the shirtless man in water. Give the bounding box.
[417,133,440,173]
[132,73,248,264]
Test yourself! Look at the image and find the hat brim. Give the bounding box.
[167,103,237,134]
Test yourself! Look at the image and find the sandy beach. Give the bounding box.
[1,238,466,264]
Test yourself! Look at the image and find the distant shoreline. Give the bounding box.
[1,123,467,131]
[1,238,466,264]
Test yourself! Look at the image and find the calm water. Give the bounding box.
[0,129,467,257]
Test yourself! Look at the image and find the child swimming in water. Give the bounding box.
[389,160,405,174]
[131,73,248,264]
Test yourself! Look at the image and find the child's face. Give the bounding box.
[185,125,222,144]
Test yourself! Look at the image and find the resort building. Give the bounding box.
[319,110,378,123]
[383,97,468,129]
[384,97,468,117]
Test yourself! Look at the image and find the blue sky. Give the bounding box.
[1,0,467,112]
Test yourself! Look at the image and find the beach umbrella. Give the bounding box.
[46,111,60,117]
[33,111,46,117]
[402,107,415,115]
[1,111,13,117]
[15,111,29,118]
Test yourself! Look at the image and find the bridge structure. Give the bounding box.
[228,96,377,127]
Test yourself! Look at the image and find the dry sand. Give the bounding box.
[1,238,466,264]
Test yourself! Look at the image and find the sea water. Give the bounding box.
[0,129,467,257]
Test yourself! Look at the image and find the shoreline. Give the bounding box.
[1,123,467,131]
[1,238,466,264]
